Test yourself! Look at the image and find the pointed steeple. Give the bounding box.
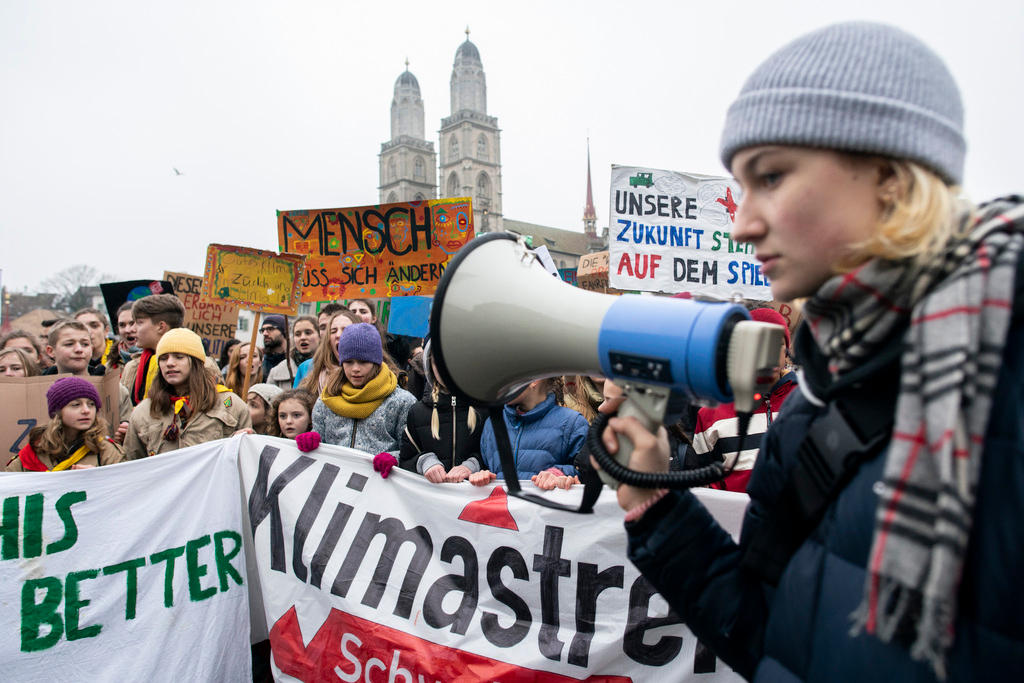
[583,139,597,236]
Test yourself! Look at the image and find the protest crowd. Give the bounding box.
[3,20,1022,683]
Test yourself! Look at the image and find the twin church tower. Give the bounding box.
[378,30,503,233]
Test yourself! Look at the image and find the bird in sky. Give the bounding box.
[173,167,184,176]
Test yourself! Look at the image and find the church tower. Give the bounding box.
[582,139,598,237]
[438,28,502,233]
[379,61,437,203]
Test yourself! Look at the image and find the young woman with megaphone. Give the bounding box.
[596,21,1024,683]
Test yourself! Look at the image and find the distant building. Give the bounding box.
[378,29,605,270]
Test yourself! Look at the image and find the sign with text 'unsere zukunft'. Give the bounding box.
[608,165,771,300]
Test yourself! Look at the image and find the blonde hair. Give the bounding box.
[0,347,39,376]
[224,343,264,396]
[429,382,478,440]
[843,160,967,270]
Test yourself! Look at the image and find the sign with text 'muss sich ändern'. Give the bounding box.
[609,165,771,300]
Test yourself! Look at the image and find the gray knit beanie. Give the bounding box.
[720,22,965,184]
[337,323,383,365]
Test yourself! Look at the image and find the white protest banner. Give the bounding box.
[239,435,747,682]
[1,441,252,681]
[609,165,771,300]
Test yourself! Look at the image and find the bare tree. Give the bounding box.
[39,264,102,313]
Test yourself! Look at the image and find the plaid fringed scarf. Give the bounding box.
[803,196,1024,679]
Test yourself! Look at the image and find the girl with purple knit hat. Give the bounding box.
[5,376,124,471]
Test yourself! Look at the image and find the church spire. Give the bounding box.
[583,138,597,236]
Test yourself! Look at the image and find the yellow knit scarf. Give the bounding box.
[321,364,397,420]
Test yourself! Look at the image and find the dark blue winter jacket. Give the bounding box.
[480,393,588,480]
[626,258,1024,681]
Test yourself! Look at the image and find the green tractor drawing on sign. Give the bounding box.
[629,172,654,188]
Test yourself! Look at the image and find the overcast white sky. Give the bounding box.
[2,0,1022,293]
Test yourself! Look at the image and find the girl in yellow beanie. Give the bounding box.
[123,328,251,458]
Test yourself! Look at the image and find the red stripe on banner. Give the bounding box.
[270,605,634,683]
[866,424,927,633]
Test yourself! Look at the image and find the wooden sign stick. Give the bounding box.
[241,311,260,399]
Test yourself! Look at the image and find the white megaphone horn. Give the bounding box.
[429,232,784,489]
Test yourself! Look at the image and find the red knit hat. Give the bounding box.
[750,308,791,350]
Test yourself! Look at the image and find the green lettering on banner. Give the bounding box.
[186,535,217,602]
[1,495,18,560]
[48,491,87,555]
[20,577,63,652]
[213,530,244,592]
[103,557,146,619]
[65,569,102,641]
[23,493,43,558]
[150,545,185,607]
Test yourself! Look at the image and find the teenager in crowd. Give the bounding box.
[399,342,483,483]
[310,322,416,454]
[122,294,187,405]
[41,320,133,442]
[124,328,251,458]
[224,343,264,396]
[0,347,39,377]
[108,301,140,372]
[0,329,45,369]
[347,299,378,326]
[259,315,289,380]
[470,377,588,485]
[296,309,358,393]
[685,307,798,492]
[317,302,348,335]
[268,388,316,440]
[599,22,1024,681]
[73,307,113,371]
[5,377,124,471]
[246,383,282,435]
[267,315,318,389]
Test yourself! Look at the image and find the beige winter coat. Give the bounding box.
[5,438,125,472]
[123,391,251,459]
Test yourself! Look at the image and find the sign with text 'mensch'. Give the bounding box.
[1,443,251,681]
[242,436,747,682]
[201,244,305,315]
[609,165,771,300]
[277,197,474,302]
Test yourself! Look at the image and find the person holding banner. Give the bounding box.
[5,376,124,471]
[601,22,1024,682]
[123,328,251,459]
[310,322,416,456]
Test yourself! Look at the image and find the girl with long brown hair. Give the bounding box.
[6,377,123,471]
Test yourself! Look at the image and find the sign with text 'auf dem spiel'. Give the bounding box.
[277,197,475,301]
[609,165,771,300]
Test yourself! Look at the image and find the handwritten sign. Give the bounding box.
[201,244,305,315]
[608,165,770,300]
[163,271,240,358]
[0,374,120,459]
[277,197,474,302]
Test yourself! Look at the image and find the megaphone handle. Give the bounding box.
[597,387,665,489]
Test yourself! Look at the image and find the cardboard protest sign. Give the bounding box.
[609,165,771,300]
[386,295,431,338]
[0,373,120,459]
[577,250,610,292]
[0,443,251,680]
[201,244,305,315]
[163,271,240,359]
[239,435,747,682]
[277,197,475,301]
[98,280,174,321]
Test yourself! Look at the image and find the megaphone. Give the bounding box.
[430,232,784,490]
